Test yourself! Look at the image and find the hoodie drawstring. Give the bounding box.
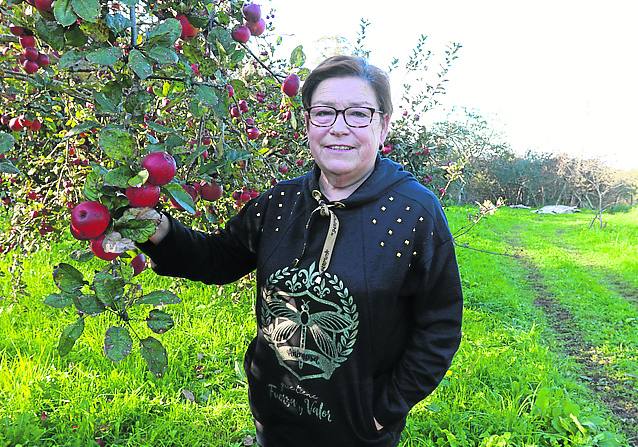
[293,190,345,273]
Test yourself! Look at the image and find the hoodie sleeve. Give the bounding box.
[373,202,463,428]
[136,196,266,285]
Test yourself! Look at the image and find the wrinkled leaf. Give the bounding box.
[147,18,181,46]
[73,294,106,316]
[93,272,125,308]
[105,13,131,35]
[53,263,86,294]
[140,336,168,377]
[163,183,196,214]
[58,49,84,69]
[128,49,153,80]
[146,47,178,65]
[72,0,100,22]
[58,317,84,357]
[35,19,66,51]
[87,47,123,66]
[99,127,134,161]
[64,25,88,47]
[290,45,305,68]
[44,293,74,308]
[0,132,14,154]
[146,309,174,334]
[54,0,77,27]
[104,326,133,362]
[104,166,134,188]
[137,290,181,306]
[102,231,136,252]
[115,219,157,243]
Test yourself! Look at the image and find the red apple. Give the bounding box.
[199,181,223,201]
[246,127,260,140]
[282,73,300,97]
[131,253,147,276]
[177,14,199,39]
[23,47,39,61]
[23,60,40,74]
[231,25,251,43]
[141,151,177,186]
[90,234,121,261]
[278,163,289,174]
[226,84,234,97]
[242,3,262,23]
[8,117,24,132]
[9,26,25,36]
[19,35,36,48]
[229,106,241,118]
[238,99,249,113]
[246,18,265,36]
[36,53,50,67]
[70,201,111,240]
[29,119,42,131]
[34,0,53,12]
[126,184,161,207]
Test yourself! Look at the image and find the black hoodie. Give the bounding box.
[138,156,463,447]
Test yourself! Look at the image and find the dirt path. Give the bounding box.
[507,226,638,446]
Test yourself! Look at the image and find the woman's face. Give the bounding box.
[305,76,390,187]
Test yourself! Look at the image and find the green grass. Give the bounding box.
[1,206,636,446]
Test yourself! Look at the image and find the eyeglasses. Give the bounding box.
[306,106,383,128]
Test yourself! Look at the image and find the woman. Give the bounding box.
[138,55,463,447]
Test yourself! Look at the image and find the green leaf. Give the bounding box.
[140,336,168,377]
[94,81,124,114]
[70,249,94,262]
[290,45,306,68]
[65,121,99,138]
[104,326,133,362]
[128,49,153,80]
[44,293,74,308]
[35,19,66,51]
[86,47,124,66]
[116,219,157,243]
[105,13,131,35]
[58,50,84,69]
[194,84,219,108]
[65,24,89,47]
[99,127,134,161]
[73,294,106,316]
[53,263,86,294]
[127,169,149,187]
[104,166,133,188]
[137,290,181,306]
[83,166,105,201]
[164,134,186,148]
[146,309,174,334]
[124,91,152,117]
[93,272,125,308]
[146,122,173,134]
[54,0,77,27]
[163,183,196,214]
[0,132,15,154]
[71,0,100,22]
[58,318,84,357]
[146,47,178,65]
[147,18,181,46]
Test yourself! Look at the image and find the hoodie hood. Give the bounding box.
[305,155,415,208]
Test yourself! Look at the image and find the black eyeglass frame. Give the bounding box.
[305,106,385,128]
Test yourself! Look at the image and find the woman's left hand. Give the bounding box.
[374,417,383,431]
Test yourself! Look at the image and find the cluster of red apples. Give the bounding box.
[231,3,265,43]
[69,152,223,264]
[9,25,50,74]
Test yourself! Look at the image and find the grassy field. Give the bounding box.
[0,206,636,446]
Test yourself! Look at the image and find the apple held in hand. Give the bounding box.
[126,184,161,207]
[90,234,121,261]
[142,152,177,186]
[282,73,300,97]
[70,201,111,240]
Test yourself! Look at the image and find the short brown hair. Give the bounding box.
[301,55,393,116]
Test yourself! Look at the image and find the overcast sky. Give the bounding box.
[267,0,638,170]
